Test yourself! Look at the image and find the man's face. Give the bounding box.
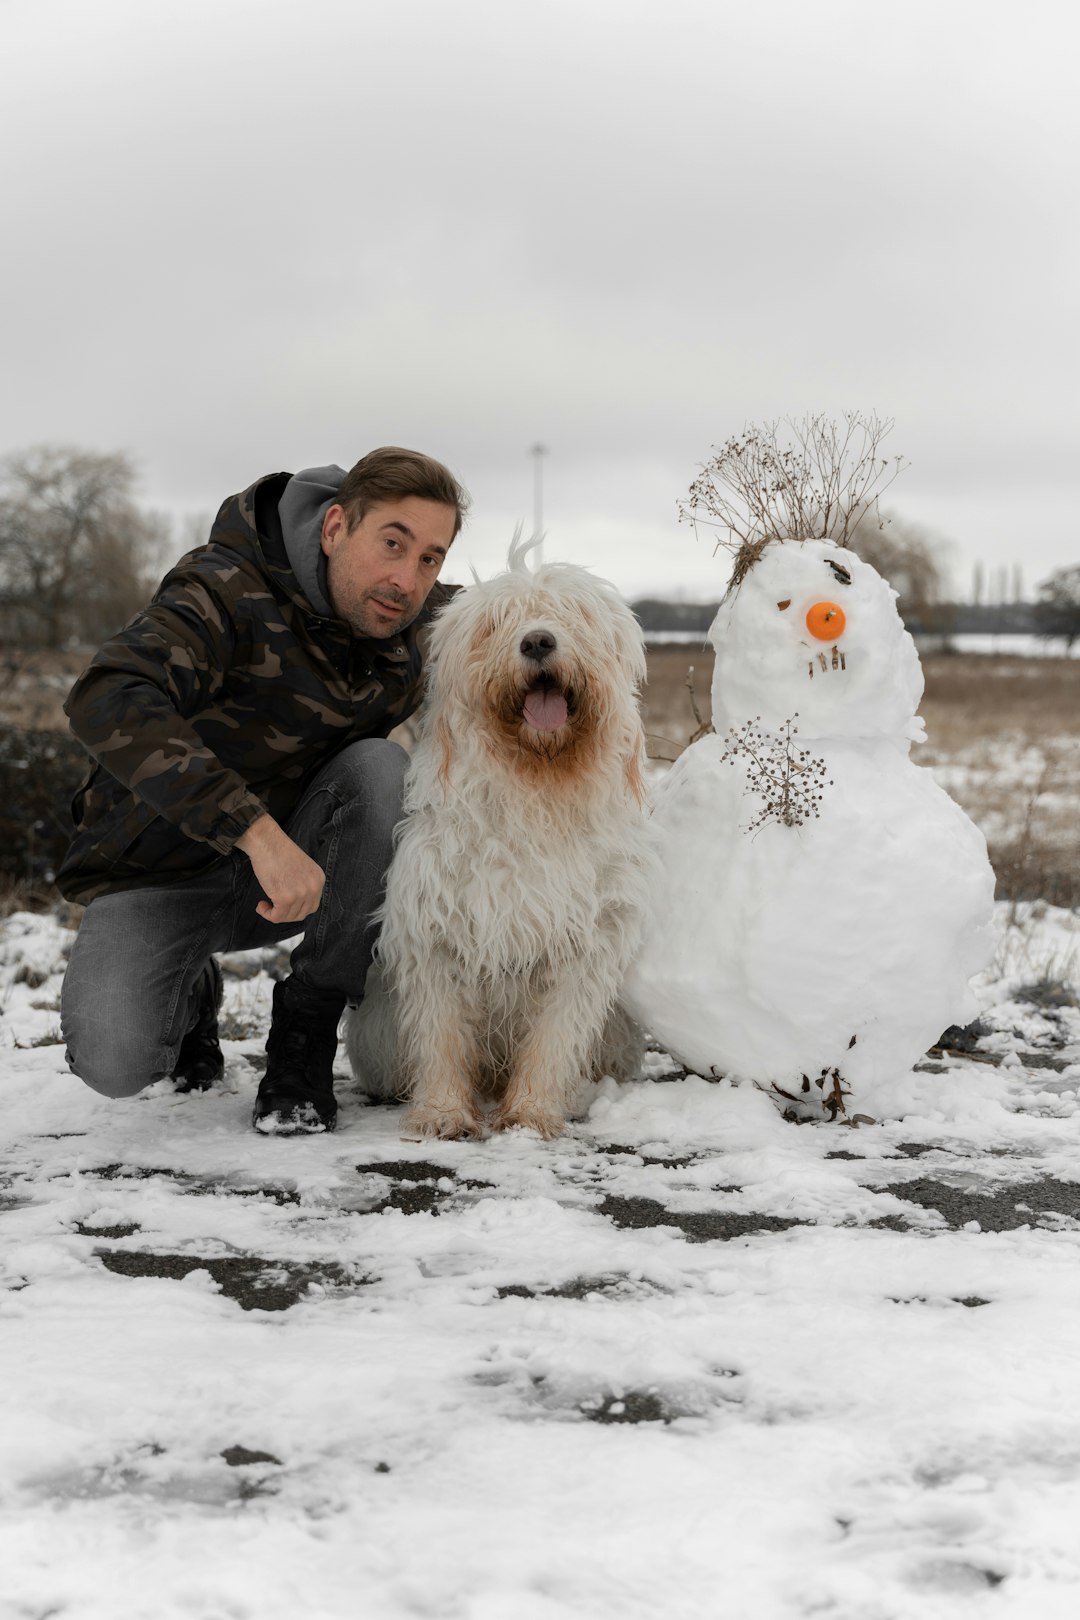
[320,496,456,638]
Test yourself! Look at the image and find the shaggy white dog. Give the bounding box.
[345,537,654,1139]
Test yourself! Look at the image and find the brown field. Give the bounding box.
[643,643,1080,904]
[2,645,1078,904]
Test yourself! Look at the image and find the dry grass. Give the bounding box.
[1,646,1076,908]
[642,643,717,762]
[643,644,1080,904]
[916,654,1080,751]
[914,654,1080,905]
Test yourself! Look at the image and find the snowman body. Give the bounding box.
[623,539,996,1101]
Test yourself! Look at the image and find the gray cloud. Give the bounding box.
[2,0,1076,600]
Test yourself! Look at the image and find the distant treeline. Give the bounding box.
[629,599,1047,637]
[629,599,720,634]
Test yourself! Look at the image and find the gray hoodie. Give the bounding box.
[276,463,345,618]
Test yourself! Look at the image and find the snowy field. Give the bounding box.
[2,902,1080,1619]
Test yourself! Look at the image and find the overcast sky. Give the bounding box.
[2,0,1076,602]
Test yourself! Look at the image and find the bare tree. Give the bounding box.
[0,446,167,646]
[1035,564,1080,653]
[681,411,908,590]
[844,505,952,630]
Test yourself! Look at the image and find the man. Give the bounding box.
[58,447,467,1134]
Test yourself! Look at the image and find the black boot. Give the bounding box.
[252,977,344,1135]
[173,958,224,1092]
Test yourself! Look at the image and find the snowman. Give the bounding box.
[623,536,996,1117]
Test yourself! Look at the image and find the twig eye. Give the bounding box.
[777,599,791,611]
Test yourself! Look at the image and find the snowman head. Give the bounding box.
[708,538,924,741]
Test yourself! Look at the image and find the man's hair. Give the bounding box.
[336,446,470,538]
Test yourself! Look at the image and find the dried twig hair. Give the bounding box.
[680,411,908,595]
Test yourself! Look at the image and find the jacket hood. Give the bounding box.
[276,464,345,618]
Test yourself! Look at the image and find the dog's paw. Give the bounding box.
[402,1104,485,1141]
[492,1103,566,1140]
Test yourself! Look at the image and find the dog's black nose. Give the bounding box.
[520,630,557,662]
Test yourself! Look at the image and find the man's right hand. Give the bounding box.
[235,814,326,924]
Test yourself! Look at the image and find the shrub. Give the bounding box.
[0,723,88,886]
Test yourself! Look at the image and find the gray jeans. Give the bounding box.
[61,738,407,1099]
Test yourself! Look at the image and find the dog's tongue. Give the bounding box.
[523,686,568,731]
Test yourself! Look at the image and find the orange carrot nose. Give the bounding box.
[805,601,846,640]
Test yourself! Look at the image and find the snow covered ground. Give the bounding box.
[2,902,1080,1620]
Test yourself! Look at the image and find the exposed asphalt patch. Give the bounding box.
[77,1221,141,1239]
[95,1250,373,1310]
[580,1390,671,1424]
[220,1184,301,1206]
[80,1165,300,1205]
[915,1050,1070,1072]
[0,1179,31,1213]
[888,1295,992,1308]
[221,1445,281,1468]
[599,1173,1080,1239]
[373,1182,445,1215]
[355,1158,460,1181]
[84,1164,202,1188]
[595,1144,698,1169]
[597,1194,800,1242]
[354,1159,495,1216]
[879,1175,1080,1231]
[496,1275,644,1301]
[934,1022,993,1054]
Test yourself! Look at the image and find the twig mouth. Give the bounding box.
[806,646,847,677]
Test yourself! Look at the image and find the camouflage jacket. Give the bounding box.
[57,472,454,904]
